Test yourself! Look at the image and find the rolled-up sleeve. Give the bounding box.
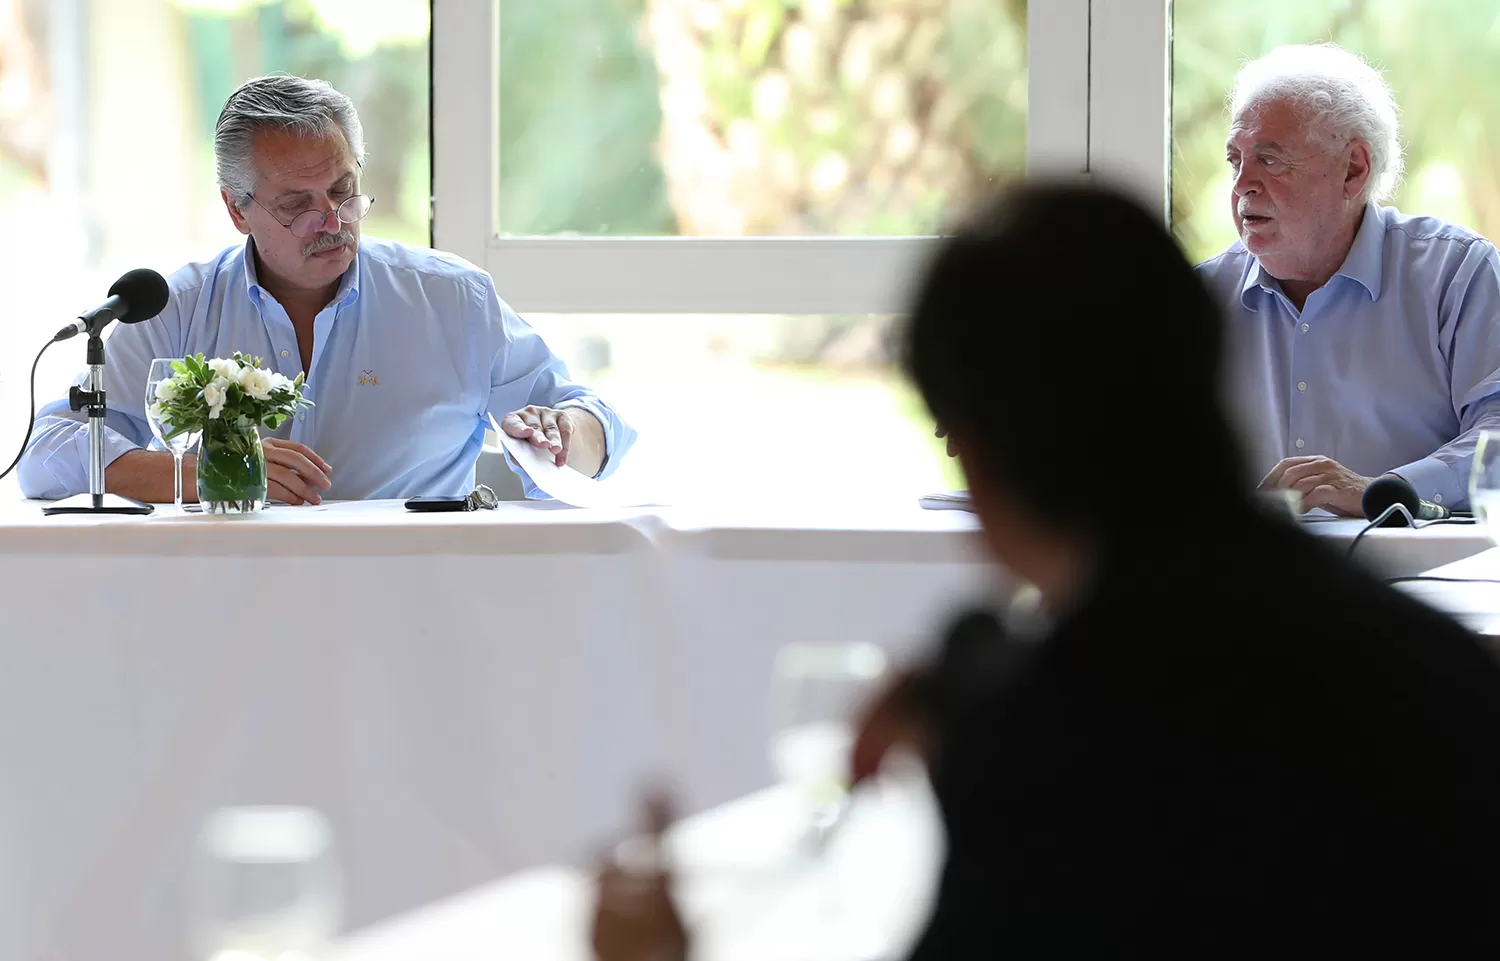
[1393,241,1500,510]
[17,309,180,499]
[475,275,637,497]
[18,409,151,500]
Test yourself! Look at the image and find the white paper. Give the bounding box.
[498,431,662,508]
[917,490,972,512]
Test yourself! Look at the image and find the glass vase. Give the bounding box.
[196,421,267,514]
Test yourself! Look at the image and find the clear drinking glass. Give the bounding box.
[1471,430,1500,542]
[767,641,889,851]
[145,358,200,514]
[185,806,342,961]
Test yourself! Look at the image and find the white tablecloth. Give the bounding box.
[1391,546,1500,634]
[1297,515,1492,578]
[0,498,988,961]
[0,499,1485,960]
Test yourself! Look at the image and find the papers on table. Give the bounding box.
[499,430,662,509]
[918,490,972,512]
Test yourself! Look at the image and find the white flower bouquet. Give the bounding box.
[151,353,311,513]
[150,352,308,435]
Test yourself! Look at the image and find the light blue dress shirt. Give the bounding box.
[1197,203,1500,510]
[18,238,636,501]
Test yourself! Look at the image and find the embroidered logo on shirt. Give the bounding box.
[357,369,379,386]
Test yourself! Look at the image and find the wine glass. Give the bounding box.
[185,806,342,961]
[767,641,889,852]
[1471,430,1500,542]
[145,358,200,514]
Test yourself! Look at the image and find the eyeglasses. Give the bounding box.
[249,193,376,239]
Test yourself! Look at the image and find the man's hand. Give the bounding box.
[1259,455,1372,516]
[591,794,689,961]
[501,405,604,475]
[850,669,934,786]
[263,438,332,506]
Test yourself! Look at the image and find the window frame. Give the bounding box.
[430,0,1143,315]
[1088,0,1171,221]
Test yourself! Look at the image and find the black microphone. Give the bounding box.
[53,268,170,342]
[1361,474,1450,527]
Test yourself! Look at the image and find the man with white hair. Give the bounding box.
[19,75,635,504]
[1198,43,1500,515]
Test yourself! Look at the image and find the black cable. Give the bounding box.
[1346,503,1413,557]
[1386,575,1500,584]
[1346,505,1477,559]
[0,338,56,482]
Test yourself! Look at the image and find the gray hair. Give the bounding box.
[214,75,366,208]
[1229,43,1403,204]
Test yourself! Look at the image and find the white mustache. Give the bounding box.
[303,230,355,256]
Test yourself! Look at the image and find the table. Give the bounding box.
[0,498,1483,960]
[1391,546,1500,635]
[1297,514,1493,578]
[0,498,988,961]
[329,767,944,961]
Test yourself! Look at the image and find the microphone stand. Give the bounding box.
[42,330,153,516]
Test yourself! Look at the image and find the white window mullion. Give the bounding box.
[434,0,1099,315]
[481,237,927,316]
[1027,0,1091,176]
[430,0,497,267]
[1087,0,1171,220]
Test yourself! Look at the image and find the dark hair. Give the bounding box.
[903,180,1246,532]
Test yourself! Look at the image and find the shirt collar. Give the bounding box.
[1239,202,1384,308]
[1238,257,1278,309]
[241,236,363,311]
[1330,202,1384,300]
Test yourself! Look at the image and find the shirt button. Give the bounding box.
[1300,323,1310,333]
[280,349,289,358]
[1297,381,1307,392]
[1295,438,1306,449]
[1434,494,1444,504]
[298,412,305,422]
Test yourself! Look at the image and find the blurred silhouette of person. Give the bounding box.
[592,181,1500,959]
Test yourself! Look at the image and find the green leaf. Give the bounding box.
[740,4,785,67]
[166,354,311,428]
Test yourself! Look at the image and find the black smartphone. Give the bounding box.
[404,496,468,512]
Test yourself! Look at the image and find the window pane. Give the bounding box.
[525,314,963,501]
[0,0,430,483]
[498,0,1027,237]
[1172,0,1500,264]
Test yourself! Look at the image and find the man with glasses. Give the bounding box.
[18,75,636,505]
